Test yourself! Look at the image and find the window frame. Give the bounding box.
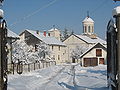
[96,49,102,57]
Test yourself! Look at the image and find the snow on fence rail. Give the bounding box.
[7,61,56,74]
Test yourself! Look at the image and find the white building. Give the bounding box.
[48,28,61,41]
[19,29,66,64]
[63,15,107,66]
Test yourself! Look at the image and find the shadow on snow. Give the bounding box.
[58,82,108,90]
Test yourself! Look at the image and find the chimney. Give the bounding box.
[36,30,40,35]
[48,33,50,36]
[44,31,46,37]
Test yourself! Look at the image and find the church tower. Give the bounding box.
[82,13,94,35]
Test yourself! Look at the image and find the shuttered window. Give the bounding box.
[96,49,102,57]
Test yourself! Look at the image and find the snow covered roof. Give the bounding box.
[80,43,107,58]
[82,17,94,23]
[48,28,60,32]
[7,29,19,39]
[75,34,106,44]
[112,6,120,17]
[24,29,66,46]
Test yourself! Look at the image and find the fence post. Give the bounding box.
[39,62,40,69]
[34,63,35,70]
[13,63,14,75]
[28,64,30,72]
[49,62,50,67]
[43,62,44,68]
[46,62,47,67]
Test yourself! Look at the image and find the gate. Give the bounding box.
[107,19,118,89]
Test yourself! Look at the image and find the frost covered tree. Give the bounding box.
[12,40,51,64]
[71,45,88,61]
[61,28,71,41]
[12,40,30,64]
[29,43,51,62]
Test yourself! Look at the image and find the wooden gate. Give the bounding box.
[84,58,98,67]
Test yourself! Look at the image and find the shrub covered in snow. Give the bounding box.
[12,40,51,64]
[71,45,88,60]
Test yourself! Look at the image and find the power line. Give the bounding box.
[91,0,109,15]
[9,0,59,27]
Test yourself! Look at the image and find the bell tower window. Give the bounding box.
[88,26,91,33]
[84,26,87,33]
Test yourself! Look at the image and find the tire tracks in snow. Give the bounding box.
[27,65,66,90]
[43,66,66,90]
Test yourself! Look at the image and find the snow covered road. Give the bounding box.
[8,64,108,90]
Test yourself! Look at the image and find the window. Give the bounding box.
[58,55,60,60]
[96,49,102,57]
[48,33,50,36]
[59,46,60,51]
[35,44,38,51]
[92,26,94,33]
[52,46,54,51]
[84,26,87,33]
[88,26,91,33]
[53,55,55,60]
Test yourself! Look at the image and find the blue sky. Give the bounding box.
[2,0,120,39]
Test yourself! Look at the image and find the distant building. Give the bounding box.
[19,29,66,64]
[48,28,61,41]
[63,15,107,66]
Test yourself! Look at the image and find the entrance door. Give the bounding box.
[99,58,104,64]
[72,58,75,63]
[84,58,98,67]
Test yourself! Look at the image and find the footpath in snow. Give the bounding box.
[8,64,108,90]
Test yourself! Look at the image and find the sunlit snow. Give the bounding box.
[8,64,108,90]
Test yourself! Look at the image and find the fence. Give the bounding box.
[7,61,56,74]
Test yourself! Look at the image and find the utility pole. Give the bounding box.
[0,0,8,90]
[113,6,120,90]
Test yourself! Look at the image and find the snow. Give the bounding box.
[48,28,60,32]
[0,9,3,18]
[80,43,106,58]
[25,29,66,46]
[8,64,108,90]
[75,34,106,44]
[82,17,94,23]
[7,29,19,39]
[12,40,51,64]
[112,6,120,16]
[42,36,66,46]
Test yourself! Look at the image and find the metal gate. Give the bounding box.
[107,19,118,89]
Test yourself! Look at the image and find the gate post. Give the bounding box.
[113,6,120,90]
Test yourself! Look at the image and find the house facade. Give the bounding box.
[19,29,66,64]
[80,43,107,67]
[63,15,107,66]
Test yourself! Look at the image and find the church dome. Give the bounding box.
[82,17,94,23]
